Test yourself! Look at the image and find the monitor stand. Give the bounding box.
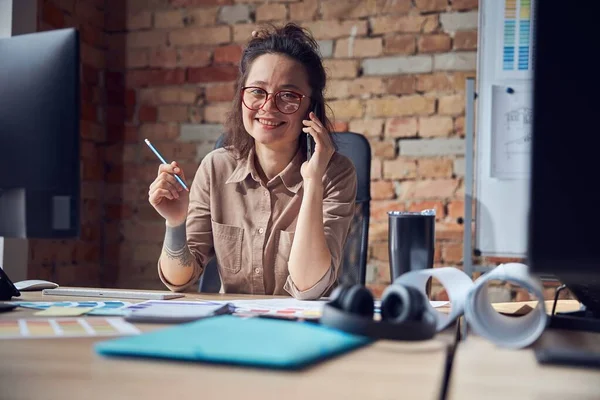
[534,284,600,369]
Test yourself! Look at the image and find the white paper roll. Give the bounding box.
[393,267,474,331]
[392,264,549,348]
[464,263,548,349]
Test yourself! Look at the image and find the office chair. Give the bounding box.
[198,132,371,293]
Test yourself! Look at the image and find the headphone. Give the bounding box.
[320,283,438,341]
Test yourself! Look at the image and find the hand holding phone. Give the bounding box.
[306,105,317,161]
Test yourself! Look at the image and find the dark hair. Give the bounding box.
[223,23,335,160]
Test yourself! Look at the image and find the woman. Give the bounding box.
[148,23,357,300]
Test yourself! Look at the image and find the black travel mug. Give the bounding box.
[388,210,436,293]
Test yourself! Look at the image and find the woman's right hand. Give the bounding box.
[149,161,189,227]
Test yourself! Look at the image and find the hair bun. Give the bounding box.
[248,23,319,53]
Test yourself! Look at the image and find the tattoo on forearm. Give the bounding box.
[163,222,194,268]
[163,245,194,268]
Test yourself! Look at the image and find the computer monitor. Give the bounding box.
[528,1,600,319]
[0,28,80,239]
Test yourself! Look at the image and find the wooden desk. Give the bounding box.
[448,301,600,400]
[0,290,453,400]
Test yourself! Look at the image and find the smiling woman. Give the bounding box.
[149,23,358,300]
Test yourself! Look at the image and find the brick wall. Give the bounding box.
[27,0,569,301]
[30,0,107,287]
[98,0,479,294]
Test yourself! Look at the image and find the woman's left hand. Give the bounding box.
[301,112,335,183]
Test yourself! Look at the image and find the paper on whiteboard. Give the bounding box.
[491,85,532,179]
[464,263,547,348]
[393,264,548,348]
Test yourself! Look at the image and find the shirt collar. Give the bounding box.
[226,146,304,194]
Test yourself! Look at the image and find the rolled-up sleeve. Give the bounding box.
[284,154,358,300]
[158,154,216,292]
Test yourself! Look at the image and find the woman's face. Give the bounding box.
[242,53,312,151]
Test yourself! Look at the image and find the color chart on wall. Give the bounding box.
[499,0,535,78]
[0,317,140,339]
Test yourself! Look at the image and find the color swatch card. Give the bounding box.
[0,317,140,339]
[9,301,131,316]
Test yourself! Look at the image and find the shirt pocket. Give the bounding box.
[211,220,244,274]
[275,230,295,277]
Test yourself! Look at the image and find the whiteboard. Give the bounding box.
[475,0,536,256]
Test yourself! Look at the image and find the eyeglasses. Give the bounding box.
[241,86,308,114]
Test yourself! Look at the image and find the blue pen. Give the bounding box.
[144,138,189,191]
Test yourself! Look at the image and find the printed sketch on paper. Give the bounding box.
[491,85,532,179]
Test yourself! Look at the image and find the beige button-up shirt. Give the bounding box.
[158,146,357,299]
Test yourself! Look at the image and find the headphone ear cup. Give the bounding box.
[341,285,374,319]
[380,284,427,323]
[329,284,350,308]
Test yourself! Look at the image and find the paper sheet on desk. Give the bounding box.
[392,264,549,349]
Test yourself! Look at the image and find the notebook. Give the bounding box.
[95,315,371,370]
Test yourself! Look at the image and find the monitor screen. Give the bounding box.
[0,28,80,239]
[528,1,600,315]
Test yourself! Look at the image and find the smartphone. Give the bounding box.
[306,105,317,160]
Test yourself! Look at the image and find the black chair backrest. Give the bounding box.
[198,132,371,292]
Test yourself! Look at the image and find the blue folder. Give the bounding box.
[95,315,372,370]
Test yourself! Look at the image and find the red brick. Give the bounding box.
[149,48,178,68]
[82,65,100,85]
[158,105,189,122]
[139,123,180,142]
[370,200,405,221]
[187,66,238,83]
[106,204,134,220]
[81,102,98,122]
[385,117,418,138]
[371,157,382,180]
[139,106,158,122]
[451,0,478,11]
[80,120,105,142]
[79,24,105,48]
[369,222,388,242]
[415,0,448,12]
[127,11,152,30]
[371,241,389,261]
[289,0,317,20]
[383,35,416,55]
[366,95,436,117]
[81,43,105,69]
[54,0,75,13]
[42,1,65,28]
[206,82,236,102]
[455,116,465,136]
[371,140,396,159]
[170,0,233,5]
[387,76,416,95]
[140,142,198,162]
[348,119,384,138]
[439,93,465,115]
[454,30,478,50]
[418,34,452,53]
[107,89,136,106]
[419,116,454,137]
[203,102,230,123]
[126,69,186,87]
[214,44,243,65]
[447,200,464,221]
[75,1,104,28]
[321,0,411,19]
[383,159,417,180]
[442,242,462,263]
[106,125,138,144]
[334,38,383,58]
[302,20,368,40]
[139,88,199,105]
[418,158,453,178]
[82,158,105,181]
[436,222,463,240]
[178,47,212,67]
[323,59,359,78]
[397,179,459,200]
[371,15,438,35]
[256,3,287,21]
[416,73,454,92]
[407,200,445,219]
[169,26,231,46]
